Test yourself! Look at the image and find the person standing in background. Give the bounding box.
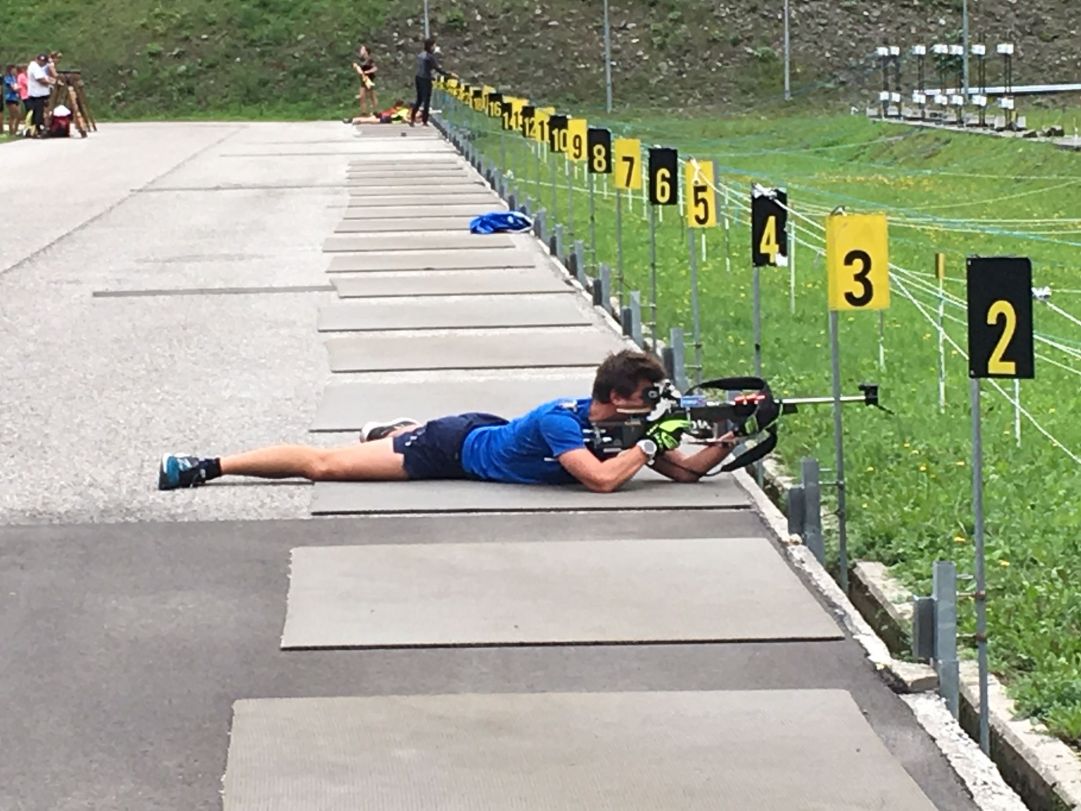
[352,45,378,118]
[25,53,54,137]
[3,65,21,136]
[410,37,450,127]
[16,63,29,113]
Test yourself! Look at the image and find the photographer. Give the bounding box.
[157,350,735,493]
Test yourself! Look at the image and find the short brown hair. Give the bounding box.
[591,349,667,402]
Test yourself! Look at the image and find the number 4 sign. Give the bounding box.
[826,213,890,311]
[966,257,1034,378]
[751,186,788,267]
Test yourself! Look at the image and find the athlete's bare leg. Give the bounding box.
[220,438,409,481]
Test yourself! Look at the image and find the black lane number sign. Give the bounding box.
[751,188,788,267]
[587,128,612,174]
[521,105,535,139]
[966,257,1034,379]
[648,147,678,206]
[549,115,568,153]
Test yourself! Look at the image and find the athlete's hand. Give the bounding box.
[645,416,692,452]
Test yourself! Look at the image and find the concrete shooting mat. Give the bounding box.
[330,269,568,299]
[322,233,513,253]
[346,177,485,190]
[340,204,503,220]
[311,374,593,432]
[280,537,842,649]
[222,690,937,810]
[346,169,471,180]
[310,469,747,515]
[336,194,501,208]
[324,328,627,373]
[317,296,592,333]
[333,217,474,233]
[326,249,533,272]
[348,185,488,198]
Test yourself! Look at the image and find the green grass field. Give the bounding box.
[459,97,1081,744]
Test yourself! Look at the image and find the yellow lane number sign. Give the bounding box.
[826,213,890,311]
[684,160,716,227]
[613,138,642,190]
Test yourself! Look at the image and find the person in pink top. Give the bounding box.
[17,63,29,104]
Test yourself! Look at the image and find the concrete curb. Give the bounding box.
[852,564,1081,811]
[731,467,1029,811]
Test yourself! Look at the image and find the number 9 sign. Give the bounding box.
[826,213,890,311]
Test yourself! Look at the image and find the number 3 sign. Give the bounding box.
[826,213,890,311]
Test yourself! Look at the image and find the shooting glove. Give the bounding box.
[645,416,692,452]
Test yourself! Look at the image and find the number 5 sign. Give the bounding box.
[966,257,1034,378]
[826,213,890,311]
[684,160,716,228]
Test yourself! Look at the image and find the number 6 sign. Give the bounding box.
[826,213,890,311]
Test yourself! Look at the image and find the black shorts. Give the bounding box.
[392,412,507,480]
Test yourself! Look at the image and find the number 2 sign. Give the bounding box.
[966,257,1034,379]
[826,213,890,311]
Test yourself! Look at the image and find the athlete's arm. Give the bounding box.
[557,446,649,493]
[651,436,737,483]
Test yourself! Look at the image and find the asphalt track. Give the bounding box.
[0,121,981,810]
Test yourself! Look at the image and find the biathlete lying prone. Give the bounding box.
[157,350,736,493]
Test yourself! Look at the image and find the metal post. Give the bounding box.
[783,0,792,101]
[668,327,688,391]
[971,379,990,754]
[877,311,886,371]
[801,457,824,564]
[938,265,947,411]
[596,264,612,313]
[625,291,644,346]
[567,157,575,238]
[1014,380,1022,446]
[687,228,703,383]
[962,0,970,95]
[550,152,558,224]
[573,240,586,286]
[648,203,658,352]
[753,266,762,377]
[789,222,797,314]
[933,560,960,717]
[615,188,625,309]
[603,0,614,113]
[588,172,598,268]
[423,0,430,38]
[829,311,850,593]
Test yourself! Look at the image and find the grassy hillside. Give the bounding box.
[2,0,1080,119]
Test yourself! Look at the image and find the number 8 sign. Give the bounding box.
[826,213,890,311]
[966,257,1034,379]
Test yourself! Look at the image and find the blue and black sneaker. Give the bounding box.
[158,454,213,491]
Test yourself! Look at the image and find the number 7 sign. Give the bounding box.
[826,213,890,311]
[613,138,642,191]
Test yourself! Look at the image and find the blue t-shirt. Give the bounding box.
[3,76,19,104]
[461,398,592,485]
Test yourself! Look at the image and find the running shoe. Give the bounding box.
[359,418,418,442]
[158,454,211,490]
